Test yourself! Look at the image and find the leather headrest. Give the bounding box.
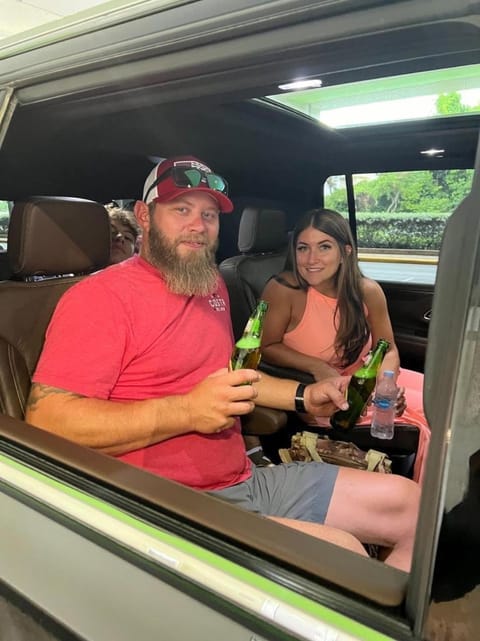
[238,208,288,253]
[8,197,111,279]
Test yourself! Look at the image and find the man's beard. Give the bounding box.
[147,222,219,297]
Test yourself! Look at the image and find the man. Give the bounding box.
[25,156,419,570]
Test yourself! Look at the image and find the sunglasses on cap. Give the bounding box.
[144,165,229,202]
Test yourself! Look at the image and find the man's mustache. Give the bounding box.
[175,234,209,246]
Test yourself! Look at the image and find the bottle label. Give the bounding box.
[374,397,394,410]
[235,336,260,349]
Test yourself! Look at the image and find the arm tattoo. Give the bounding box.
[27,383,85,412]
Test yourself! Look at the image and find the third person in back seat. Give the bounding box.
[107,203,142,264]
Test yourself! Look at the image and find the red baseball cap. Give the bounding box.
[142,156,233,213]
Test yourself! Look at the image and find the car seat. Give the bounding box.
[220,207,292,439]
[219,207,289,341]
[0,196,110,419]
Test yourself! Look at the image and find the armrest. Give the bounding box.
[259,363,420,453]
[313,424,420,456]
[350,424,420,455]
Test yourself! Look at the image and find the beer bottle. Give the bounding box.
[329,338,390,433]
[229,300,269,371]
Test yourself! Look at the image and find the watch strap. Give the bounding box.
[294,383,307,413]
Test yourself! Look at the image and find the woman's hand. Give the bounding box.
[360,385,406,419]
[395,385,406,417]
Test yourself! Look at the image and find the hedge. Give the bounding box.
[354,211,450,250]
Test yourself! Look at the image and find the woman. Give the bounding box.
[260,208,429,484]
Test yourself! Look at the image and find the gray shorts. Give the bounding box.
[209,462,339,524]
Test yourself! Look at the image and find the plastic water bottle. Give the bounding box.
[371,371,397,439]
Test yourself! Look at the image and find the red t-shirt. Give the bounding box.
[33,256,251,490]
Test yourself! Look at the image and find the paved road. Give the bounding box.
[360,261,437,284]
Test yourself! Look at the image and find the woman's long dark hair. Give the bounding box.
[288,208,369,367]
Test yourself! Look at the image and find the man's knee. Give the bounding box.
[387,474,421,526]
[327,467,420,533]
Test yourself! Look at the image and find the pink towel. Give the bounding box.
[356,368,430,484]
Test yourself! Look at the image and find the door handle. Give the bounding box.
[423,309,432,322]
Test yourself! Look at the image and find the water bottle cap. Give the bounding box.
[384,370,394,378]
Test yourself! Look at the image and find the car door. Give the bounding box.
[0,1,480,640]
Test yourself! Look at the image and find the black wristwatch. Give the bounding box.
[294,383,307,413]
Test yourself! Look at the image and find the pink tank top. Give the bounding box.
[283,287,371,376]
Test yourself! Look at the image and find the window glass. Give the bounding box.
[0,200,10,252]
[324,170,474,283]
[324,175,348,215]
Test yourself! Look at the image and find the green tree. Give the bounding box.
[324,185,348,214]
[432,169,474,206]
[436,92,479,115]
[355,174,405,212]
[326,169,473,215]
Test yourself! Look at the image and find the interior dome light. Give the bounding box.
[420,148,445,156]
[278,79,323,91]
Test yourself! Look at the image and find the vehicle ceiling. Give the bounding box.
[2,98,478,206]
[0,7,479,205]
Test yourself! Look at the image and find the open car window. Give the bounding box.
[0,1,480,640]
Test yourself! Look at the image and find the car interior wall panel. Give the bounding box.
[380,282,434,373]
[0,253,11,280]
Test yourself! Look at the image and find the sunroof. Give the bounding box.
[267,64,480,128]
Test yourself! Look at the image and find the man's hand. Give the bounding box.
[186,368,260,434]
[303,376,350,417]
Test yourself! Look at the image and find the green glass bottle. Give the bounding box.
[229,300,269,371]
[329,338,390,433]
